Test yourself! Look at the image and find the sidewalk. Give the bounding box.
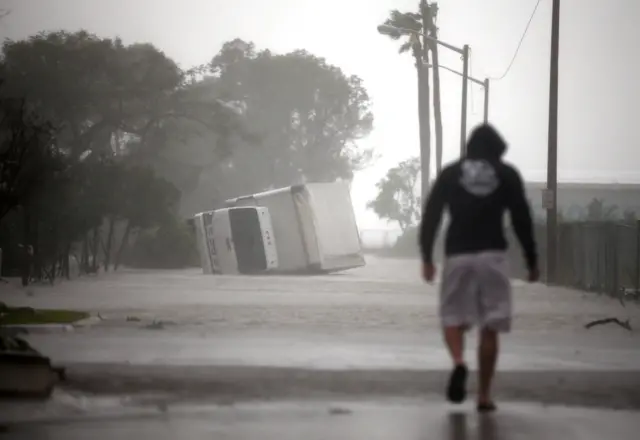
[23,324,640,372]
[4,258,640,413]
[20,328,640,410]
[57,363,640,409]
[2,399,640,439]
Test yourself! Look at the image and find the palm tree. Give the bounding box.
[424,3,444,176]
[379,9,431,197]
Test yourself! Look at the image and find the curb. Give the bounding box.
[56,365,640,410]
[0,315,103,335]
[1,324,75,335]
[72,315,103,328]
[0,352,66,401]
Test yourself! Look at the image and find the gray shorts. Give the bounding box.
[440,251,512,332]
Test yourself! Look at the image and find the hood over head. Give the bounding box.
[466,124,507,160]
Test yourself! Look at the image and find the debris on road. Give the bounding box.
[585,317,632,331]
[143,320,177,330]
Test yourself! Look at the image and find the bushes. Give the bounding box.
[2,212,201,274]
[125,218,199,269]
[375,226,425,259]
[390,227,420,258]
[0,211,23,277]
[379,225,445,261]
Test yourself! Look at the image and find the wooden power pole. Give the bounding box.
[546,0,560,284]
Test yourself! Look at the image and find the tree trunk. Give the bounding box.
[81,233,89,274]
[102,216,116,272]
[22,205,30,249]
[91,226,100,273]
[47,217,59,284]
[416,60,431,202]
[430,42,443,176]
[114,221,131,271]
[48,258,57,284]
[33,215,40,281]
[21,206,32,285]
[419,0,432,200]
[63,242,71,280]
[426,3,444,176]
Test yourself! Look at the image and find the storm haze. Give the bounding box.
[2,0,638,228]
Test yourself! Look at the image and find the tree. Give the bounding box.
[6,150,181,279]
[0,31,247,189]
[0,32,218,277]
[423,2,444,176]
[0,93,63,279]
[0,96,58,221]
[111,165,180,270]
[367,157,421,231]
[204,39,374,196]
[379,7,432,195]
[142,73,256,197]
[623,209,637,224]
[586,198,618,221]
[0,30,256,275]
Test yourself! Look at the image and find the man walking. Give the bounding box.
[419,124,538,412]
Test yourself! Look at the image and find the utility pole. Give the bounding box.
[460,45,470,157]
[419,0,432,199]
[546,0,561,284]
[483,78,490,123]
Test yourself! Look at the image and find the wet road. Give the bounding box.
[3,256,639,373]
[20,326,640,372]
[3,400,640,440]
[2,257,640,436]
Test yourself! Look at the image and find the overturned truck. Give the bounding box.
[195,182,365,275]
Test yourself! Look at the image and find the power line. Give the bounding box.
[489,0,542,81]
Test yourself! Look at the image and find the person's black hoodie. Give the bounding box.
[419,124,538,271]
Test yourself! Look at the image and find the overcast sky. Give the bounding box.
[1,0,638,228]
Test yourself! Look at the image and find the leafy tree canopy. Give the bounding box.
[0,31,376,273]
[0,31,247,176]
[199,39,374,197]
[367,157,421,231]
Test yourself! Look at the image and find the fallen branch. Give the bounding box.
[585,317,632,331]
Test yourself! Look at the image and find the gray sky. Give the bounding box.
[1,0,638,228]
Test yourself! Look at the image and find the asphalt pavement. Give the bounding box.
[1,256,640,437]
[3,400,640,440]
[3,256,638,374]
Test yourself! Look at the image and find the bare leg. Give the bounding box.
[478,327,499,406]
[443,325,466,365]
[444,325,468,403]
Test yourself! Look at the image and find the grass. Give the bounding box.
[0,306,89,326]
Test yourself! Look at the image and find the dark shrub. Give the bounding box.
[125,217,199,269]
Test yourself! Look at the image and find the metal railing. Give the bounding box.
[557,221,639,299]
[508,221,640,300]
[360,222,640,301]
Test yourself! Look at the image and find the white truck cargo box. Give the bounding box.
[193,211,220,274]
[225,182,365,273]
[210,206,278,274]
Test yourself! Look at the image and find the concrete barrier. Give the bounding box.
[0,351,64,398]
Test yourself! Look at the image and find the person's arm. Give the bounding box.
[419,172,448,264]
[505,167,538,271]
